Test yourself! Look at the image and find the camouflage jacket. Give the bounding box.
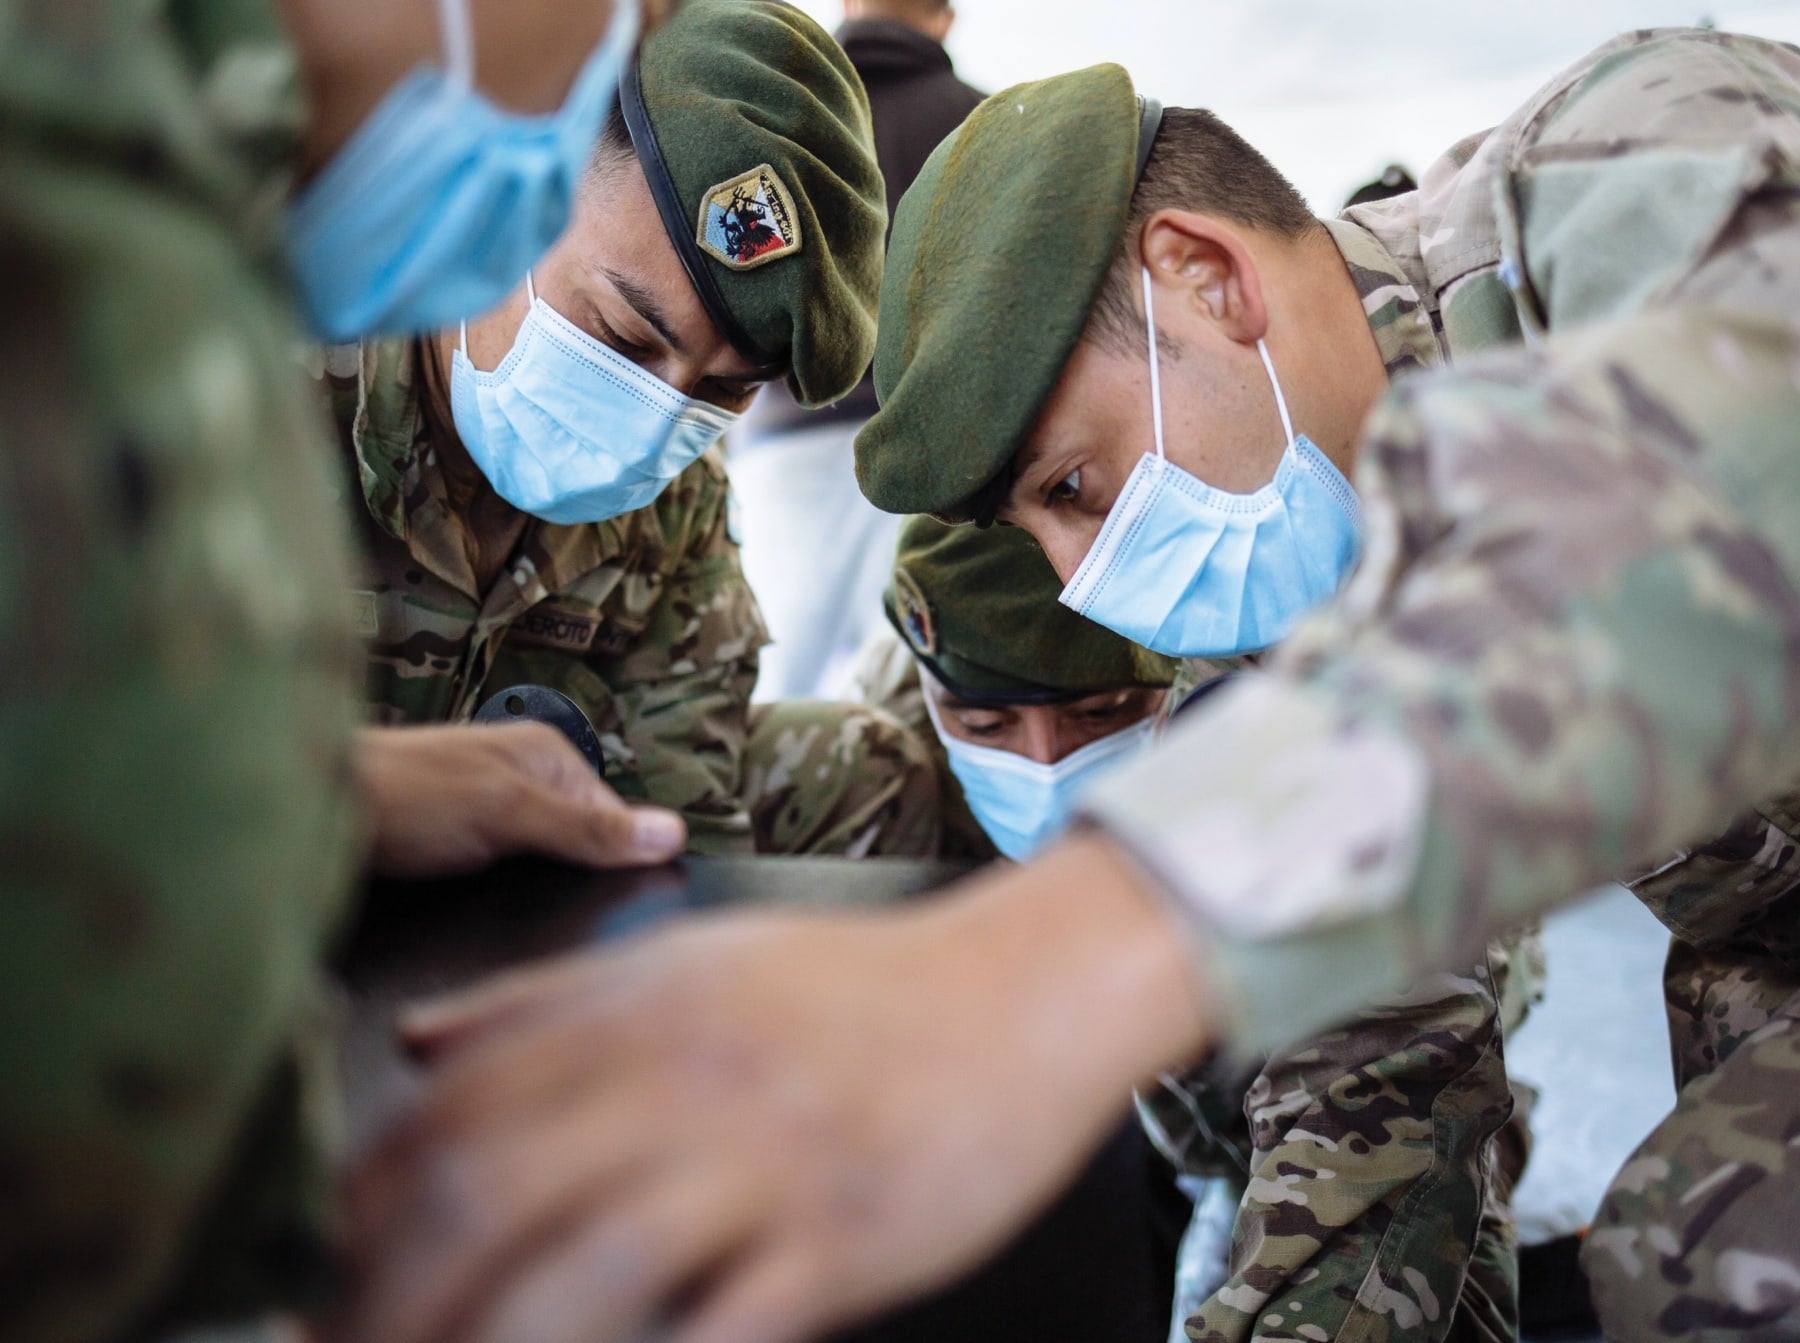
[323,340,770,851]
[0,2,361,1340]
[851,632,997,862]
[1084,28,1800,1054]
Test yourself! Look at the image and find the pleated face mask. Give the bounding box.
[286,0,639,341]
[924,691,1159,862]
[1058,267,1362,658]
[449,274,739,525]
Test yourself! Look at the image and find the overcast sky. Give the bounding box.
[790,1,1800,210]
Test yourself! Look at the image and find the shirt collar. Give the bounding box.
[347,337,429,539]
[1322,215,1445,385]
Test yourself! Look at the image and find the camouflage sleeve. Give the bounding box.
[848,628,929,738]
[0,154,362,1339]
[560,455,767,853]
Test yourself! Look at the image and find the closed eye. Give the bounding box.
[592,310,654,361]
[953,713,1009,738]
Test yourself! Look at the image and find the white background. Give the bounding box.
[790,0,1800,211]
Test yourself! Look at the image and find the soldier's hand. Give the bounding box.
[355,723,686,877]
[334,835,1212,1343]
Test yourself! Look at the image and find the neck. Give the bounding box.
[1274,227,1389,478]
[848,4,949,42]
[417,332,490,503]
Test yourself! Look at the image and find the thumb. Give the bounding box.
[497,774,688,871]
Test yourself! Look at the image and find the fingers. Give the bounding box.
[344,1056,656,1343]
[462,1167,760,1343]
[477,723,687,868]
[498,779,685,869]
[399,952,626,1062]
[484,721,611,804]
[672,1247,829,1343]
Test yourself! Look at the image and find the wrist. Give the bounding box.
[928,834,1219,1105]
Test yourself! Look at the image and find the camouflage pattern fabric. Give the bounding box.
[327,340,940,858]
[1580,905,1800,1332]
[1076,28,1800,1338]
[742,700,941,858]
[1145,951,1520,1343]
[0,2,362,1340]
[849,631,998,862]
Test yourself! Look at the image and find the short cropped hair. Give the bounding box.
[1086,107,1321,354]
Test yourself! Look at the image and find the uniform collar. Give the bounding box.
[346,338,427,540]
[346,337,619,604]
[1322,215,1446,385]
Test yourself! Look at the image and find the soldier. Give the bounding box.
[325,0,939,860]
[0,0,687,1339]
[338,27,1800,1343]
[864,514,1524,1341]
[853,517,1186,863]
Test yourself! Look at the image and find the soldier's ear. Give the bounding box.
[1138,210,1269,350]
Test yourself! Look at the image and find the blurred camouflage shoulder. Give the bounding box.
[0,2,361,1339]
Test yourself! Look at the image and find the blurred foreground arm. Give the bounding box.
[336,835,1208,1343]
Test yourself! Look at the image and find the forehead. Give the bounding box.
[933,682,1137,714]
[560,157,765,377]
[1013,337,1142,475]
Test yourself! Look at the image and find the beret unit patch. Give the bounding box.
[696,165,805,270]
[892,567,937,658]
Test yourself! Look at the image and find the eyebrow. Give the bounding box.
[1000,451,1055,520]
[603,267,686,354]
[939,694,1008,712]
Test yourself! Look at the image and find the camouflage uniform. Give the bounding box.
[0,2,361,1340]
[855,635,1526,1342]
[324,340,939,858]
[850,632,998,863]
[1080,30,1800,1338]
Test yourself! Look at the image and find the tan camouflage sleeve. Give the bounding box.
[591,473,771,854]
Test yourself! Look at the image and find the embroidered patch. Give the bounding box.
[893,568,937,658]
[349,590,380,639]
[513,605,601,654]
[696,165,803,270]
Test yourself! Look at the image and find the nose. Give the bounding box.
[1018,710,1063,766]
[1031,529,1090,587]
[647,358,702,398]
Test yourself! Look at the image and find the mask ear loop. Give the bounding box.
[437,0,475,95]
[1257,338,1296,448]
[1141,267,1167,462]
[461,271,536,357]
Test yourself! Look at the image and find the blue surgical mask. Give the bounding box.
[1058,267,1361,658]
[449,274,740,524]
[286,0,640,341]
[925,690,1160,861]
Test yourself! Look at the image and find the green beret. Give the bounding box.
[623,0,885,406]
[886,515,1180,701]
[856,65,1152,520]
